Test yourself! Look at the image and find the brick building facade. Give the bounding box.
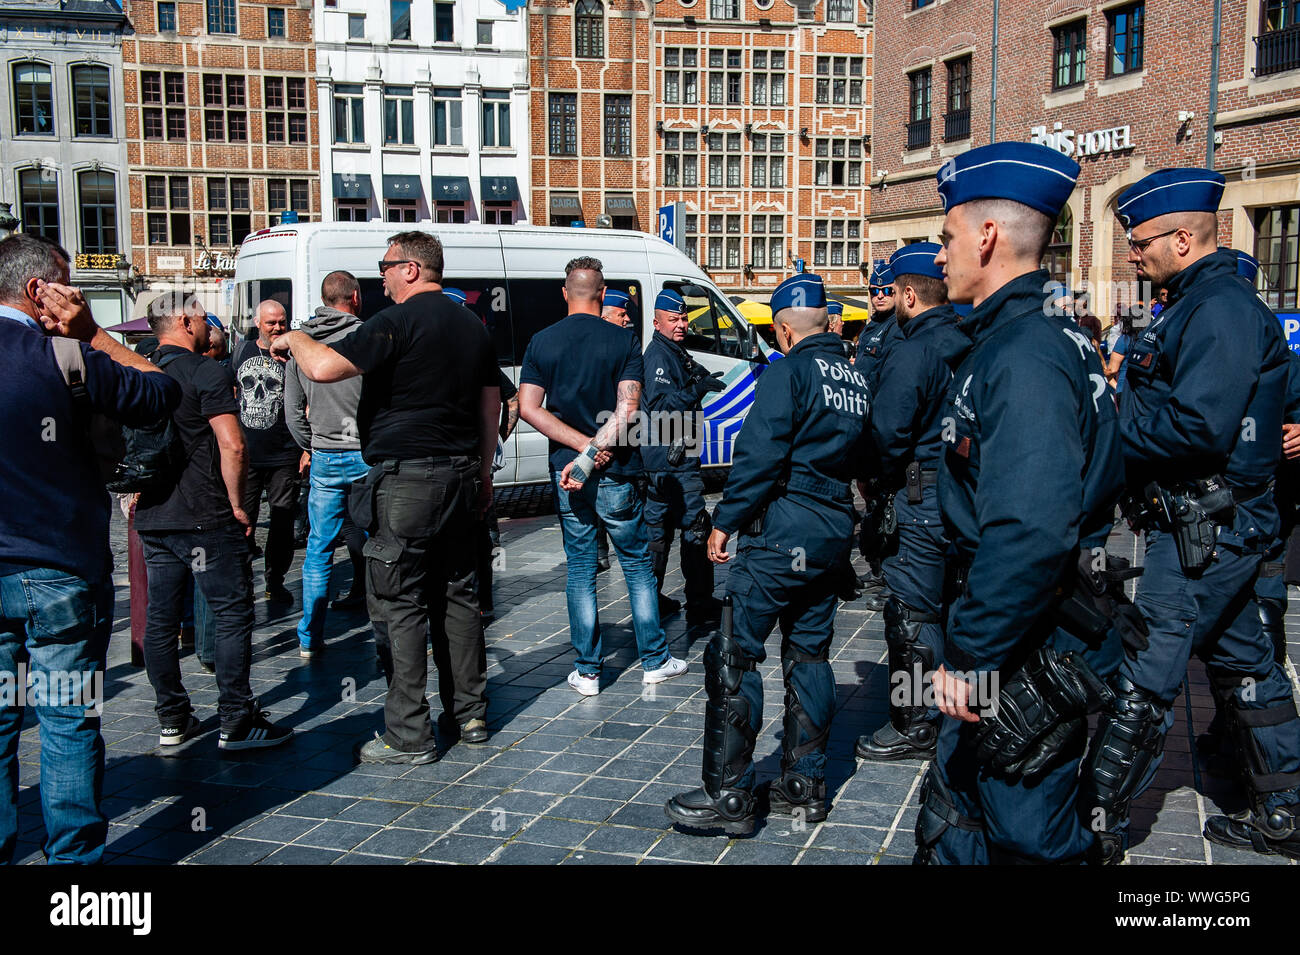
[529,0,875,298]
[870,0,1300,324]
[121,0,320,321]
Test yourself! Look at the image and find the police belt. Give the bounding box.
[1230,482,1273,504]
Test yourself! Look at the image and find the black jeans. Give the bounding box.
[244,463,301,587]
[140,523,256,731]
[365,458,483,751]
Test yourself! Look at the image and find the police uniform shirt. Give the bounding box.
[643,329,705,472]
[519,312,645,477]
[939,269,1124,674]
[1120,248,1291,493]
[714,332,870,568]
[855,314,902,393]
[868,304,969,487]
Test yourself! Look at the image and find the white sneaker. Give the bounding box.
[643,656,689,685]
[567,670,601,696]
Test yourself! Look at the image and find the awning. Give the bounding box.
[606,195,637,214]
[430,176,471,202]
[480,176,520,202]
[382,175,423,200]
[332,172,372,200]
[549,193,582,215]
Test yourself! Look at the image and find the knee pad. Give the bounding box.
[914,768,983,865]
[1208,667,1300,804]
[1081,675,1168,834]
[702,631,758,797]
[1258,597,1287,666]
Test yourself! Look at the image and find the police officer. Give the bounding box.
[643,290,725,623]
[915,142,1124,864]
[602,288,632,329]
[827,301,854,361]
[1082,170,1300,862]
[854,261,902,609]
[855,243,970,762]
[1197,253,1300,775]
[664,273,870,834]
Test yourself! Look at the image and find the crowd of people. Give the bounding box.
[2,140,1297,867]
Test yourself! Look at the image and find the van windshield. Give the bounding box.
[235,279,292,337]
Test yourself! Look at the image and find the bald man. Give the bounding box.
[232,298,309,604]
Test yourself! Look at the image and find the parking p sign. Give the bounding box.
[658,202,685,253]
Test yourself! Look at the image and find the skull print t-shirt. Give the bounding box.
[232,336,301,468]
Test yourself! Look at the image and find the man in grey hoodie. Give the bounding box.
[286,271,369,657]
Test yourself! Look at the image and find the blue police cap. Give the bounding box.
[827,301,844,317]
[655,289,687,313]
[888,242,945,281]
[204,313,224,330]
[869,261,894,286]
[603,289,631,310]
[1226,247,1259,282]
[936,141,1080,218]
[442,287,468,305]
[770,273,826,316]
[1114,168,1225,231]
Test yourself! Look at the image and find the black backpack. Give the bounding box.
[52,339,187,495]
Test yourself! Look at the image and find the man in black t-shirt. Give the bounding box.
[272,232,500,764]
[135,296,293,752]
[232,299,308,604]
[518,257,686,697]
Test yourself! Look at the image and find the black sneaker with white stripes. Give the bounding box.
[218,711,293,751]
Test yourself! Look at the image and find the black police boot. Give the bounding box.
[766,771,828,824]
[856,720,938,761]
[1205,804,1300,860]
[666,606,758,836]
[858,598,939,761]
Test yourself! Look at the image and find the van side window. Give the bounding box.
[441,281,513,366]
[665,281,747,359]
[506,277,641,366]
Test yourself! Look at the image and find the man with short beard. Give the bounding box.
[1083,169,1300,862]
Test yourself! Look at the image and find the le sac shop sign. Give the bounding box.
[1030,122,1135,159]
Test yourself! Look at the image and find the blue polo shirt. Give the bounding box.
[520,313,644,477]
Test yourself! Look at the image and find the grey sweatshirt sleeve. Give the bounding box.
[285,358,313,451]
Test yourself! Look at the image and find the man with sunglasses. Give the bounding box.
[854,262,902,609]
[270,232,500,765]
[1082,169,1300,862]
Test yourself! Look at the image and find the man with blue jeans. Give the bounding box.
[519,257,687,695]
[286,271,370,657]
[0,234,180,863]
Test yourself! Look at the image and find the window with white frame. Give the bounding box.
[432,88,463,147]
[481,89,511,148]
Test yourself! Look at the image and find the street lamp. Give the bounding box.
[0,203,19,240]
[116,257,146,300]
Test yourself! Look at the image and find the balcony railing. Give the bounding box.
[906,118,931,150]
[944,108,970,142]
[1256,24,1300,77]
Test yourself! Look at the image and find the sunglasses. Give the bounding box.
[378,259,415,273]
[869,286,895,296]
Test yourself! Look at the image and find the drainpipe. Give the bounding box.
[989,0,999,142]
[1206,0,1222,168]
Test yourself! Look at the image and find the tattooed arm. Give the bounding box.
[592,379,641,453]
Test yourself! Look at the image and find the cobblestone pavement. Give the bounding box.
[10,482,1297,865]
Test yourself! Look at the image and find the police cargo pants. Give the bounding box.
[644,468,713,607]
[1117,508,1300,811]
[917,619,1122,864]
[723,545,840,786]
[364,458,481,753]
[881,487,947,721]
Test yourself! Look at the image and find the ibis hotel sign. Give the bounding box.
[1030,122,1134,159]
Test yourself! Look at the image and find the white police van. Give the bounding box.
[231,222,774,486]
